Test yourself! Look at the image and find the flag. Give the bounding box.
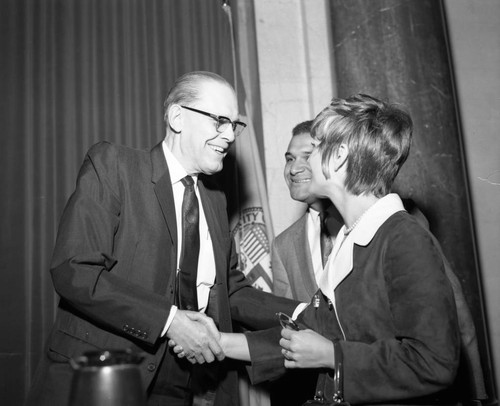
[220,2,274,293]
[221,2,274,405]
[230,109,274,293]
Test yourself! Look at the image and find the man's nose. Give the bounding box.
[290,160,306,174]
[220,126,236,143]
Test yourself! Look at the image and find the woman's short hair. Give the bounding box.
[311,94,413,197]
[163,71,233,122]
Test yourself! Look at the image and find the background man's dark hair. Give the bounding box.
[292,120,313,136]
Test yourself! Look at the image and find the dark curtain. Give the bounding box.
[0,0,235,403]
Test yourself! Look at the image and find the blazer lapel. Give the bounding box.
[150,143,176,247]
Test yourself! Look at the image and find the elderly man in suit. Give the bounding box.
[26,71,298,406]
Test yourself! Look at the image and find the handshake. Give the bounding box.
[165,309,228,365]
[165,308,326,369]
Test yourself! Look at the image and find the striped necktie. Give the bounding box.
[176,175,199,311]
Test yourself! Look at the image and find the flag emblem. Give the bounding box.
[232,207,273,292]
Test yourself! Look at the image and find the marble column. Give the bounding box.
[327,0,496,401]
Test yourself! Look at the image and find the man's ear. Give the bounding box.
[167,104,182,133]
[333,144,348,172]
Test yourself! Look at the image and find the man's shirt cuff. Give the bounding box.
[292,303,309,320]
[161,305,178,336]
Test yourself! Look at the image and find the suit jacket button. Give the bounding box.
[147,363,156,372]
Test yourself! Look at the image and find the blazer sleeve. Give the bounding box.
[50,142,168,345]
[227,238,300,331]
[244,326,285,384]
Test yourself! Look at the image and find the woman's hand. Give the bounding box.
[280,328,335,369]
[219,332,251,361]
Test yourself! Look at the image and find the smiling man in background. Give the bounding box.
[272,120,342,302]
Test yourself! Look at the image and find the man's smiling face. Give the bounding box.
[284,131,317,204]
[178,80,239,175]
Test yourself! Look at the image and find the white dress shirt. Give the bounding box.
[162,141,216,334]
[307,208,328,284]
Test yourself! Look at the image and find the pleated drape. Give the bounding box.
[0,0,234,402]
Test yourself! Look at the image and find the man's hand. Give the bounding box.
[166,310,224,364]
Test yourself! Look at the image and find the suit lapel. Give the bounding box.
[290,214,318,299]
[198,178,225,275]
[150,143,176,248]
[198,178,232,330]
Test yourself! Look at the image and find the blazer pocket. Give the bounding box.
[48,328,103,363]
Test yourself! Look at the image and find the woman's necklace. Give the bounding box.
[343,208,370,235]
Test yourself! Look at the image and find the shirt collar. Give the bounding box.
[318,193,405,301]
[162,140,198,186]
[308,207,321,221]
[343,193,405,246]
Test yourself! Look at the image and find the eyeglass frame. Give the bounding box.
[276,312,300,331]
[181,105,247,136]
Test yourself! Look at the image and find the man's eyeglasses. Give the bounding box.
[181,105,247,137]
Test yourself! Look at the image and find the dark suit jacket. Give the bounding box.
[27,141,297,406]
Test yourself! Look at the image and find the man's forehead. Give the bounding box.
[196,81,238,113]
[198,80,235,98]
[288,132,314,151]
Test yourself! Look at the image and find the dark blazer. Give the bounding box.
[247,212,461,405]
[271,202,487,404]
[27,141,297,406]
